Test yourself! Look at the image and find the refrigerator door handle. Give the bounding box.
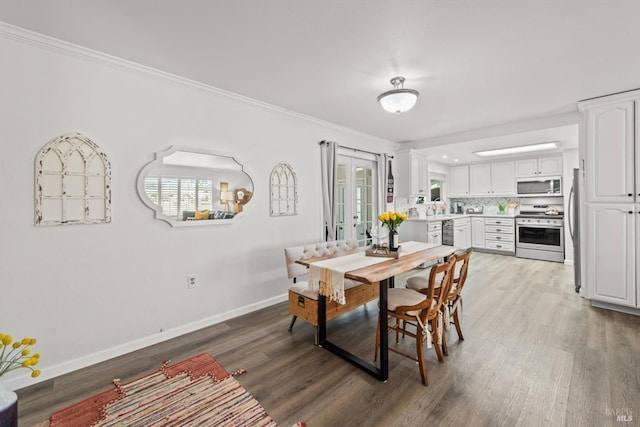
[568,185,574,239]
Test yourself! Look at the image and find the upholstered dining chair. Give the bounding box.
[407,248,473,356]
[374,257,456,386]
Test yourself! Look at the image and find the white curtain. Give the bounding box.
[320,140,338,241]
[377,154,389,215]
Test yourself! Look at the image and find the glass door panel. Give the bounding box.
[337,156,377,247]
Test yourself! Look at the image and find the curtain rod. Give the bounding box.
[318,140,393,158]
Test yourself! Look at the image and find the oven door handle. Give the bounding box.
[517,224,563,229]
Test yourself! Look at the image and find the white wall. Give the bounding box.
[428,161,448,175]
[0,25,395,389]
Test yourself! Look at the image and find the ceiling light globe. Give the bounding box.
[377,77,419,114]
[378,91,419,114]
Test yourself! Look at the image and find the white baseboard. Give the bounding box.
[564,259,574,266]
[6,293,288,391]
[591,300,640,316]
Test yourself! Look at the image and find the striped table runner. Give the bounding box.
[309,241,437,304]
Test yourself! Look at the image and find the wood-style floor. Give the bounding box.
[18,252,640,426]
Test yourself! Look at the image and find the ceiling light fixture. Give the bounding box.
[474,142,558,157]
[377,76,419,114]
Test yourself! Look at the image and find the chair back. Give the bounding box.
[447,249,472,302]
[419,256,456,320]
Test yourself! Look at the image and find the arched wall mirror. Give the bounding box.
[137,147,254,227]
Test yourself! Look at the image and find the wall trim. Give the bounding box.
[0,20,393,146]
[6,293,288,391]
[591,300,640,317]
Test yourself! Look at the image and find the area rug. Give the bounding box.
[46,353,278,426]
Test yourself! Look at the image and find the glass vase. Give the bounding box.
[388,225,399,251]
[0,379,18,427]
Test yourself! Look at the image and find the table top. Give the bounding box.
[296,243,457,284]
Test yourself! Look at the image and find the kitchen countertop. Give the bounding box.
[406,213,518,221]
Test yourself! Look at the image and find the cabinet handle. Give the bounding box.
[496,237,501,240]
[496,221,501,224]
[497,245,502,248]
[629,211,633,214]
[496,229,502,232]
[629,193,633,197]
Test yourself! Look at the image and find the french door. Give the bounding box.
[336,155,378,246]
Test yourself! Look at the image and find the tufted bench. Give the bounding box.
[284,240,380,345]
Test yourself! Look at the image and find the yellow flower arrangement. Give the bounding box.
[0,333,41,378]
[378,211,408,229]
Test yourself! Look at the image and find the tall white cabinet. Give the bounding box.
[578,90,640,310]
[395,149,430,197]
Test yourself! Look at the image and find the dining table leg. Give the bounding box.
[317,279,389,382]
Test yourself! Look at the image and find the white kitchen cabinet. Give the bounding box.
[469,161,515,196]
[469,164,491,195]
[471,217,485,248]
[585,204,636,307]
[491,161,516,195]
[515,155,562,178]
[578,89,640,310]
[399,220,442,244]
[583,100,636,204]
[484,217,514,253]
[453,217,471,249]
[400,220,427,243]
[449,165,470,197]
[411,154,429,195]
[395,150,429,197]
[427,221,442,245]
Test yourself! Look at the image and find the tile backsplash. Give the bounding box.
[449,197,521,215]
[398,196,522,217]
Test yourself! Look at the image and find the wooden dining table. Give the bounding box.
[296,242,457,382]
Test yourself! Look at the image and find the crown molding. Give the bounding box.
[0,20,393,146]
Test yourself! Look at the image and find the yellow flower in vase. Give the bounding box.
[0,333,42,380]
[378,211,407,229]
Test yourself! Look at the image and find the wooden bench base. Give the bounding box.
[288,282,379,344]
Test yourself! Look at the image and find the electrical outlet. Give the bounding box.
[187,274,197,289]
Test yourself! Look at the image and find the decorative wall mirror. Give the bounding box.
[137,146,254,227]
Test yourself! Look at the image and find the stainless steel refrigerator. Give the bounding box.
[568,168,581,292]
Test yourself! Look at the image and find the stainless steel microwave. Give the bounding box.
[516,177,562,197]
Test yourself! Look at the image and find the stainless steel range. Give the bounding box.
[516,198,565,263]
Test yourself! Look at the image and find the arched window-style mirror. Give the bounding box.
[35,132,111,226]
[270,162,297,216]
[137,146,254,227]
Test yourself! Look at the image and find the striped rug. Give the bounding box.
[47,353,278,426]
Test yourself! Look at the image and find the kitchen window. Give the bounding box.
[429,173,446,202]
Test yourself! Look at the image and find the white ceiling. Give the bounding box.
[1,1,639,148]
[419,124,579,165]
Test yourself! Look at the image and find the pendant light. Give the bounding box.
[377,76,419,114]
